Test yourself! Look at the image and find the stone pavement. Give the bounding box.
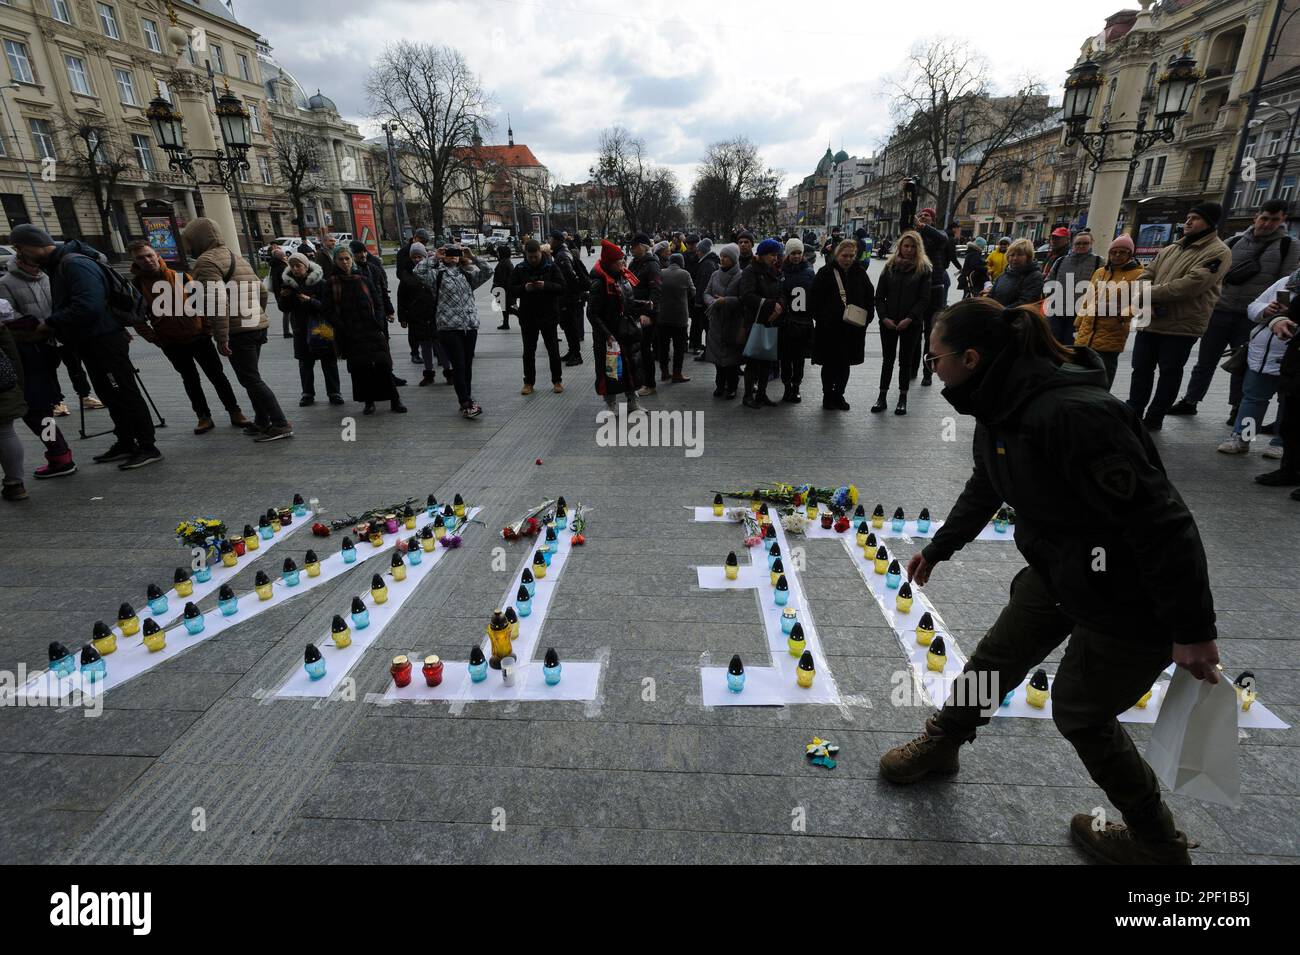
[0,253,1296,864]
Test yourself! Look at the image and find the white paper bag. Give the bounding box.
[1145,668,1240,806]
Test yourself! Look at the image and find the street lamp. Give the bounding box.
[214,89,251,153]
[1061,45,1200,171]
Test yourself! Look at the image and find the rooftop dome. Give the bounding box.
[307,90,337,112]
[833,149,850,164]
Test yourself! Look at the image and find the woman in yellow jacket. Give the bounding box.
[1073,234,1143,389]
[986,236,1010,282]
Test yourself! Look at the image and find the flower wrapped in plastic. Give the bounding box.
[501,499,556,540]
[175,517,227,548]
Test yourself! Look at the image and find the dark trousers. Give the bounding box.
[407,322,419,358]
[638,317,657,386]
[21,408,70,457]
[879,321,923,393]
[744,358,772,397]
[656,324,688,375]
[58,343,91,398]
[936,566,1177,841]
[820,361,851,399]
[81,331,155,448]
[1280,387,1300,475]
[561,302,584,355]
[907,283,947,380]
[1127,331,1197,423]
[780,323,811,386]
[226,330,288,428]
[161,337,242,418]
[690,304,707,351]
[1182,306,1252,408]
[1099,350,1120,390]
[714,364,740,393]
[521,316,563,386]
[298,355,341,399]
[440,328,478,406]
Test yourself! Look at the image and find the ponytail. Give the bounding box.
[935,298,1075,365]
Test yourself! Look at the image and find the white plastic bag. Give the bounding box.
[1145,668,1240,806]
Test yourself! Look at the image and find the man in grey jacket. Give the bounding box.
[1044,231,1104,346]
[1169,199,1298,423]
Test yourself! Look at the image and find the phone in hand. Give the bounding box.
[1278,289,1291,306]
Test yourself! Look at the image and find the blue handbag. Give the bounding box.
[742,322,779,361]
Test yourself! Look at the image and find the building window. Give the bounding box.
[966,197,976,214]
[97,3,120,40]
[1280,176,1296,204]
[132,133,155,172]
[65,55,93,95]
[237,163,248,184]
[50,0,72,24]
[157,79,170,103]
[185,38,196,66]
[237,53,251,82]
[85,128,106,164]
[0,132,6,157]
[1199,149,1216,186]
[142,19,161,54]
[1,193,32,228]
[1253,180,1271,205]
[114,68,136,105]
[211,45,225,75]
[247,103,261,134]
[4,40,36,85]
[1153,156,1166,186]
[1266,131,1283,157]
[29,118,55,159]
[1243,134,1257,159]
[258,155,272,185]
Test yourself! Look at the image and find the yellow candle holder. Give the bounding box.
[369,531,384,548]
[221,551,239,568]
[143,629,166,653]
[306,560,321,578]
[873,557,888,575]
[1025,686,1049,708]
[787,635,805,657]
[331,620,352,649]
[92,633,117,655]
[371,584,389,605]
[255,582,274,601]
[454,502,467,519]
[712,503,724,517]
[270,518,282,533]
[404,515,416,530]
[118,616,140,637]
[855,530,867,547]
[1135,689,1152,709]
[770,567,783,586]
[175,579,194,598]
[487,611,512,661]
[421,537,435,552]
[724,565,738,581]
[796,652,815,688]
[434,524,447,540]
[805,502,818,519]
[532,558,547,580]
[244,534,260,552]
[391,561,407,583]
[871,514,884,529]
[926,649,945,672]
[896,594,913,614]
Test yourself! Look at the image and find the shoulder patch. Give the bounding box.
[1205,258,1221,273]
[1090,453,1138,501]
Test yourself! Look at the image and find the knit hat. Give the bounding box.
[684,233,700,244]
[669,253,684,267]
[599,239,624,268]
[631,233,652,247]
[1189,201,1222,228]
[973,236,987,250]
[332,245,354,260]
[414,228,430,242]
[736,229,755,242]
[409,242,427,258]
[286,252,311,268]
[349,239,367,254]
[756,238,783,257]
[717,243,740,265]
[998,236,1011,245]
[784,238,804,255]
[698,238,712,254]
[549,230,566,246]
[653,240,670,256]
[9,223,54,247]
[1108,234,1135,254]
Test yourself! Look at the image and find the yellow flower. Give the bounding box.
[847,485,859,507]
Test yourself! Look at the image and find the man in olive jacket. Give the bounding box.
[1126,202,1230,430]
[182,217,292,442]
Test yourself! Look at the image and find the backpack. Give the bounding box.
[1224,233,1293,287]
[63,252,146,328]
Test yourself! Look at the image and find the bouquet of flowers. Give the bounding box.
[570,502,590,544]
[501,499,556,540]
[717,482,860,511]
[780,511,809,535]
[327,499,419,533]
[725,507,763,548]
[175,517,227,548]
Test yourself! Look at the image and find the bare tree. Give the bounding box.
[366,42,494,233]
[691,137,780,233]
[636,167,682,234]
[57,114,133,256]
[586,164,622,237]
[460,144,502,235]
[596,126,654,233]
[887,38,1052,226]
[271,128,326,236]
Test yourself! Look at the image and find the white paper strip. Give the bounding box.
[383,508,602,703]
[276,508,481,699]
[695,514,841,707]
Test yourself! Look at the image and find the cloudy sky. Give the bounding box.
[238,0,1127,194]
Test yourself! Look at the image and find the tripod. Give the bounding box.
[78,367,167,440]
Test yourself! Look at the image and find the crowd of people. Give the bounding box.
[0,198,1296,504]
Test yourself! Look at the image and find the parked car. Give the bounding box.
[0,244,16,268]
[258,236,317,261]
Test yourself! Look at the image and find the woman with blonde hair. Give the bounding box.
[988,238,1045,308]
[872,230,931,415]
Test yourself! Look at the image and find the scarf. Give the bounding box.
[594,260,638,290]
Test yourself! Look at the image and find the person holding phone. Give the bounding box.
[1238,266,1300,482]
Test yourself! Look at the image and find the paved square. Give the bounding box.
[1,255,1295,864]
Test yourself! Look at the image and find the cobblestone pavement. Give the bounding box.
[1,254,1295,864]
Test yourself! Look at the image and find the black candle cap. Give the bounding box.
[790,622,805,640]
[390,552,403,568]
[728,654,743,675]
[80,644,102,665]
[92,621,111,639]
[255,571,270,587]
[331,615,348,633]
[351,596,366,614]
[218,584,236,601]
[142,618,161,636]
[304,644,322,664]
[521,568,534,584]
[244,524,256,537]
[294,494,305,506]
[469,645,485,666]
[305,550,318,564]
[545,647,560,668]
[370,574,385,590]
[918,611,933,629]
[1029,668,1048,690]
[49,641,70,662]
[283,557,297,573]
[798,650,814,671]
[930,635,946,656]
[118,602,135,619]
[893,507,904,520]
[517,584,530,601]
[146,583,163,600]
[174,567,191,583]
[183,602,201,619]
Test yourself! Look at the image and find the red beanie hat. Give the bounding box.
[599,239,624,268]
[920,207,937,219]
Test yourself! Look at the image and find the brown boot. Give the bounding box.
[194,417,215,435]
[229,410,252,428]
[1069,813,1191,865]
[879,716,964,783]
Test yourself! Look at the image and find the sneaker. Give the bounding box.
[879,716,965,783]
[552,382,564,394]
[419,374,436,386]
[92,441,136,464]
[671,373,691,383]
[1263,444,1284,460]
[52,402,70,417]
[1255,469,1300,487]
[299,395,315,407]
[636,386,655,397]
[1166,400,1197,416]
[390,401,408,414]
[194,417,215,435]
[392,376,407,387]
[1069,814,1190,865]
[118,446,163,470]
[34,453,76,479]
[521,383,534,396]
[564,354,583,366]
[1,481,27,501]
[1217,434,1249,454]
[81,395,105,410]
[242,423,266,436]
[328,394,345,405]
[463,403,482,418]
[255,424,294,442]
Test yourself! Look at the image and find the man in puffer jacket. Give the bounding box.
[417,244,491,417]
[182,217,293,442]
[1126,202,1231,430]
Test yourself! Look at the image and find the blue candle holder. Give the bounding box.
[148,596,169,616]
[516,596,532,617]
[767,551,780,571]
[781,609,798,635]
[259,525,274,541]
[916,518,931,534]
[469,659,488,682]
[81,657,106,683]
[342,546,357,564]
[194,565,212,583]
[1001,690,1014,707]
[51,652,78,678]
[304,658,327,680]
[283,569,301,587]
[774,588,789,607]
[727,670,745,693]
[542,548,554,566]
[406,547,423,566]
[218,596,239,617]
[993,518,1009,533]
[183,615,205,636]
[351,609,370,630]
[886,570,901,589]
[891,517,905,533]
[544,662,562,685]
[555,514,567,530]
[293,504,308,518]
[522,578,536,598]
[444,514,458,532]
